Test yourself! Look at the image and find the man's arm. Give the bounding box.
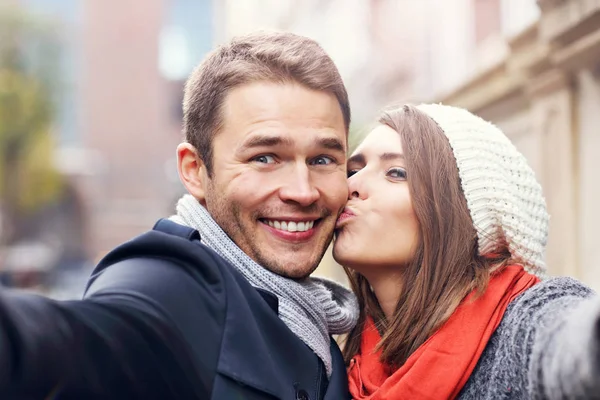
[0,257,222,399]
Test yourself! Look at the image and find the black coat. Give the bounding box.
[0,219,351,399]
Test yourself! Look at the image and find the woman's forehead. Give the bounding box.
[352,125,404,159]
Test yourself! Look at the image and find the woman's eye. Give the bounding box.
[387,168,407,179]
[347,169,359,178]
[310,156,335,166]
[252,155,276,164]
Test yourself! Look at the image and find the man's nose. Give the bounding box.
[278,164,320,206]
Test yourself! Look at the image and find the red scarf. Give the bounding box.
[348,265,540,400]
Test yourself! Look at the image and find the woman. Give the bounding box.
[334,103,600,399]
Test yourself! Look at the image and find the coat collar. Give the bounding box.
[255,288,279,313]
[217,283,294,398]
[216,279,347,399]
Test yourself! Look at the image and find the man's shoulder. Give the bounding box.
[84,219,236,300]
[79,220,233,395]
[100,219,232,274]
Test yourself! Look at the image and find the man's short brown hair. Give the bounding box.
[182,31,351,175]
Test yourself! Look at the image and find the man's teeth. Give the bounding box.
[266,220,315,232]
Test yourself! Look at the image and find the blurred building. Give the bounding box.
[6,0,600,291]
[217,0,600,290]
[355,0,600,290]
[423,0,600,290]
[212,0,433,283]
[213,0,429,127]
[10,0,214,264]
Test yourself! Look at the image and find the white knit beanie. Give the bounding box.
[416,103,549,278]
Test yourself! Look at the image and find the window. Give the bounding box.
[473,0,502,45]
[159,0,213,81]
[501,0,540,38]
[23,0,82,145]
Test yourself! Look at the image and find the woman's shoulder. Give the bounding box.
[463,276,598,396]
[518,275,595,302]
[518,275,594,301]
[462,275,599,398]
[501,275,596,329]
[493,276,600,399]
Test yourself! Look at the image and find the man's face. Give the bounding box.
[203,82,348,279]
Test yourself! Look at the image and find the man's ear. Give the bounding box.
[177,142,209,204]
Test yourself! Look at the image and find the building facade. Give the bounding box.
[10,0,597,290]
[434,0,600,290]
[10,0,214,263]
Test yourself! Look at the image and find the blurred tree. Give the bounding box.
[348,124,369,154]
[0,7,64,245]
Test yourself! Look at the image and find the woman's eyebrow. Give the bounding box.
[380,152,404,161]
[347,153,365,164]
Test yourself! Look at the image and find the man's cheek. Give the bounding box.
[331,181,349,209]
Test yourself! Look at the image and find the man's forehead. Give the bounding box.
[221,82,345,128]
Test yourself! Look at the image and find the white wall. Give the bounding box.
[423,0,474,99]
[577,68,600,291]
[501,0,540,38]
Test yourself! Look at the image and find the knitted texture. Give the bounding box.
[170,195,359,377]
[459,277,600,399]
[417,104,549,277]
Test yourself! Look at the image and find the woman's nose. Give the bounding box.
[347,173,366,200]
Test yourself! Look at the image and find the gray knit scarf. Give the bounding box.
[170,195,358,376]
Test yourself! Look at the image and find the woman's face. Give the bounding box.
[333,125,419,272]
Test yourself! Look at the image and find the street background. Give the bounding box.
[1,0,599,298]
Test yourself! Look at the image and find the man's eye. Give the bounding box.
[310,156,335,166]
[252,155,276,164]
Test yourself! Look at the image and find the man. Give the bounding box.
[0,31,358,399]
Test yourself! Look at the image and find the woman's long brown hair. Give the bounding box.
[342,105,510,369]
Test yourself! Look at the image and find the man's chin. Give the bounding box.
[275,266,316,280]
[258,253,320,279]
[252,229,330,278]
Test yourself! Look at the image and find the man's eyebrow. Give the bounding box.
[317,137,345,153]
[238,135,345,153]
[239,135,294,150]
